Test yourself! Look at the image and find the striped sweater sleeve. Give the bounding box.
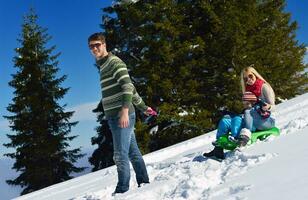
[132,91,148,112]
[111,58,135,107]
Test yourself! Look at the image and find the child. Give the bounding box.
[203,91,257,159]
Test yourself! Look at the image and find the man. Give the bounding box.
[88,32,156,195]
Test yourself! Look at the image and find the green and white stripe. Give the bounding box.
[97,53,148,118]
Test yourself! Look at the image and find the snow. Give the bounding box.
[115,0,140,6]
[1,92,308,200]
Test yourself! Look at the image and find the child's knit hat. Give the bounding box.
[242,91,257,103]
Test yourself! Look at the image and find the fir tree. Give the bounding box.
[101,0,214,151]
[100,0,307,152]
[245,0,307,98]
[205,0,307,103]
[88,102,114,171]
[3,10,84,194]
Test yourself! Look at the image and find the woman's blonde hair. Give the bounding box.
[240,65,271,93]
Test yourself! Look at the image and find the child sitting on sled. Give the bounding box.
[203,66,276,160]
[203,91,258,160]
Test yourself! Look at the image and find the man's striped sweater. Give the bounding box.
[96,53,148,118]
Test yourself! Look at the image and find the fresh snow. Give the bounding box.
[2,93,308,200]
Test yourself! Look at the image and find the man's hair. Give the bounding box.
[88,32,106,44]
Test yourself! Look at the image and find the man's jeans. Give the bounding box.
[243,108,275,132]
[108,113,149,193]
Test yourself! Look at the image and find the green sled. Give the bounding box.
[216,127,280,150]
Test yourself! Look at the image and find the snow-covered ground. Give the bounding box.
[2,92,308,200]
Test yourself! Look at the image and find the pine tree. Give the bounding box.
[246,0,307,98]
[88,102,114,171]
[205,0,307,103]
[100,0,307,151]
[101,0,215,151]
[3,10,84,194]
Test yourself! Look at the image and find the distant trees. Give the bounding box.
[3,11,84,194]
[100,0,307,153]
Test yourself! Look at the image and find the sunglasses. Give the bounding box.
[244,74,255,82]
[89,42,103,50]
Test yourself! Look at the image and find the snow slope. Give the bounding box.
[8,93,308,200]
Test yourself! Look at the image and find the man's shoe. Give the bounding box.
[112,188,128,196]
[138,181,150,188]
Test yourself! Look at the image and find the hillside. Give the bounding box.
[4,93,308,200]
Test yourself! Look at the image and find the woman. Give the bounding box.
[240,66,276,143]
[203,66,276,160]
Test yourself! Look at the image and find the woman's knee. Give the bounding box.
[244,109,252,116]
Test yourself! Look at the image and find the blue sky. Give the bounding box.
[0,0,113,156]
[0,0,307,157]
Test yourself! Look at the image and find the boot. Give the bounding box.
[203,146,225,159]
[238,135,250,147]
[138,181,150,188]
[238,128,251,147]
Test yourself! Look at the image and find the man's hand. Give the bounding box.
[119,107,129,128]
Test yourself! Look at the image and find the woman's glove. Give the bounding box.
[144,107,157,116]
